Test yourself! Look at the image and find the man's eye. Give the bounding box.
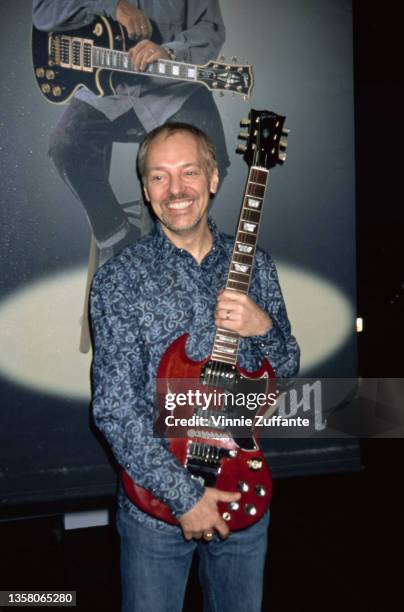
[150,175,163,182]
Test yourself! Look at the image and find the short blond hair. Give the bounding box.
[137,122,218,183]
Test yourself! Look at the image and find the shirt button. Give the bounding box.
[125,463,131,470]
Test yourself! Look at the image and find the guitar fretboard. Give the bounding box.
[211,167,269,365]
[92,46,197,83]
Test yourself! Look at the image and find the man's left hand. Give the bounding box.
[128,41,171,72]
[215,289,272,337]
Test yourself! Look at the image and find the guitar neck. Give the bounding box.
[211,166,269,365]
[92,46,198,84]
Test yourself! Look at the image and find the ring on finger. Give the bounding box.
[225,310,231,320]
[203,531,214,540]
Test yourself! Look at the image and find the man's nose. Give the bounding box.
[168,173,183,195]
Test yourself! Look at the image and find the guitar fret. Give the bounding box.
[236,242,255,254]
[227,280,249,291]
[232,252,253,264]
[232,262,250,274]
[250,167,269,182]
[246,184,265,198]
[237,232,256,245]
[229,271,250,283]
[216,334,239,344]
[248,180,266,187]
[242,208,261,223]
[211,354,237,364]
[246,197,262,209]
[241,221,257,233]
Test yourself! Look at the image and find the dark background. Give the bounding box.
[1,0,403,610]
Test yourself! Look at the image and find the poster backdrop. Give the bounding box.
[0,0,358,508]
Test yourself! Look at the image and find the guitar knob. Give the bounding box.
[41,83,51,94]
[236,144,247,154]
[222,512,231,521]
[212,81,218,88]
[229,501,240,511]
[255,486,266,497]
[35,68,45,78]
[245,504,257,516]
[238,481,249,492]
[52,86,62,97]
[46,69,55,80]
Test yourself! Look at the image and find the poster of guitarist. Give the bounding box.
[32,0,230,263]
[90,122,300,610]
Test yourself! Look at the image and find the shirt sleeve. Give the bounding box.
[90,265,204,518]
[32,0,122,31]
[162,0,225,64]
[252,253,300,379]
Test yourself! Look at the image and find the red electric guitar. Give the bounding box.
[123,110,289,530]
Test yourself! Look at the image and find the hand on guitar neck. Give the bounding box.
[215,289,273,337]
[116,0,172,71]
[179,488,241,541]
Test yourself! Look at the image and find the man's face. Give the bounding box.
[143,131,219,236]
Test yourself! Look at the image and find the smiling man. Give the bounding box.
[90,123,299,611]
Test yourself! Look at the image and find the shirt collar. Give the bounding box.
[151,218,227,262]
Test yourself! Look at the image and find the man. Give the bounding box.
[90,123,300,611]
[32,0,229,259]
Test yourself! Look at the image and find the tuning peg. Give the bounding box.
[236,144,247,154]
[278,152,287,162]
[231,56,238,63]
[239,131,249,139]
[219,55,226,62]
[282,128,290,135]
[280,138,288,148]
[240,118,251,127]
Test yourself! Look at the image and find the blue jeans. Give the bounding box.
[117,508,270,612]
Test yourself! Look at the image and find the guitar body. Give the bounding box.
[32,17,253,104]
[32,17,125,104]
[123,333,274,531]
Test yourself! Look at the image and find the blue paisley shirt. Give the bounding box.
[90,220,300,532]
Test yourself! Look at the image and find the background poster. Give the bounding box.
[0,0,357,506]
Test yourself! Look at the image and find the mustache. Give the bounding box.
[161,192,193,206]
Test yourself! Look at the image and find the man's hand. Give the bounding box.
[178,488,241,540]
[115,0,152,40]
[128,40,171,72]
[215,289,273,337]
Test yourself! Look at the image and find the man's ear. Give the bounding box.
[143,183,150,202]
[210,168,219,195]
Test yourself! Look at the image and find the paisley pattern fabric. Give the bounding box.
[90,220,300,532]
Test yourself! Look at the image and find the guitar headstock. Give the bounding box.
[197,58,253,98]
[236,109,289,168]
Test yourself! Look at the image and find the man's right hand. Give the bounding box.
[178,488,241,541]
[115,0,152,40]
